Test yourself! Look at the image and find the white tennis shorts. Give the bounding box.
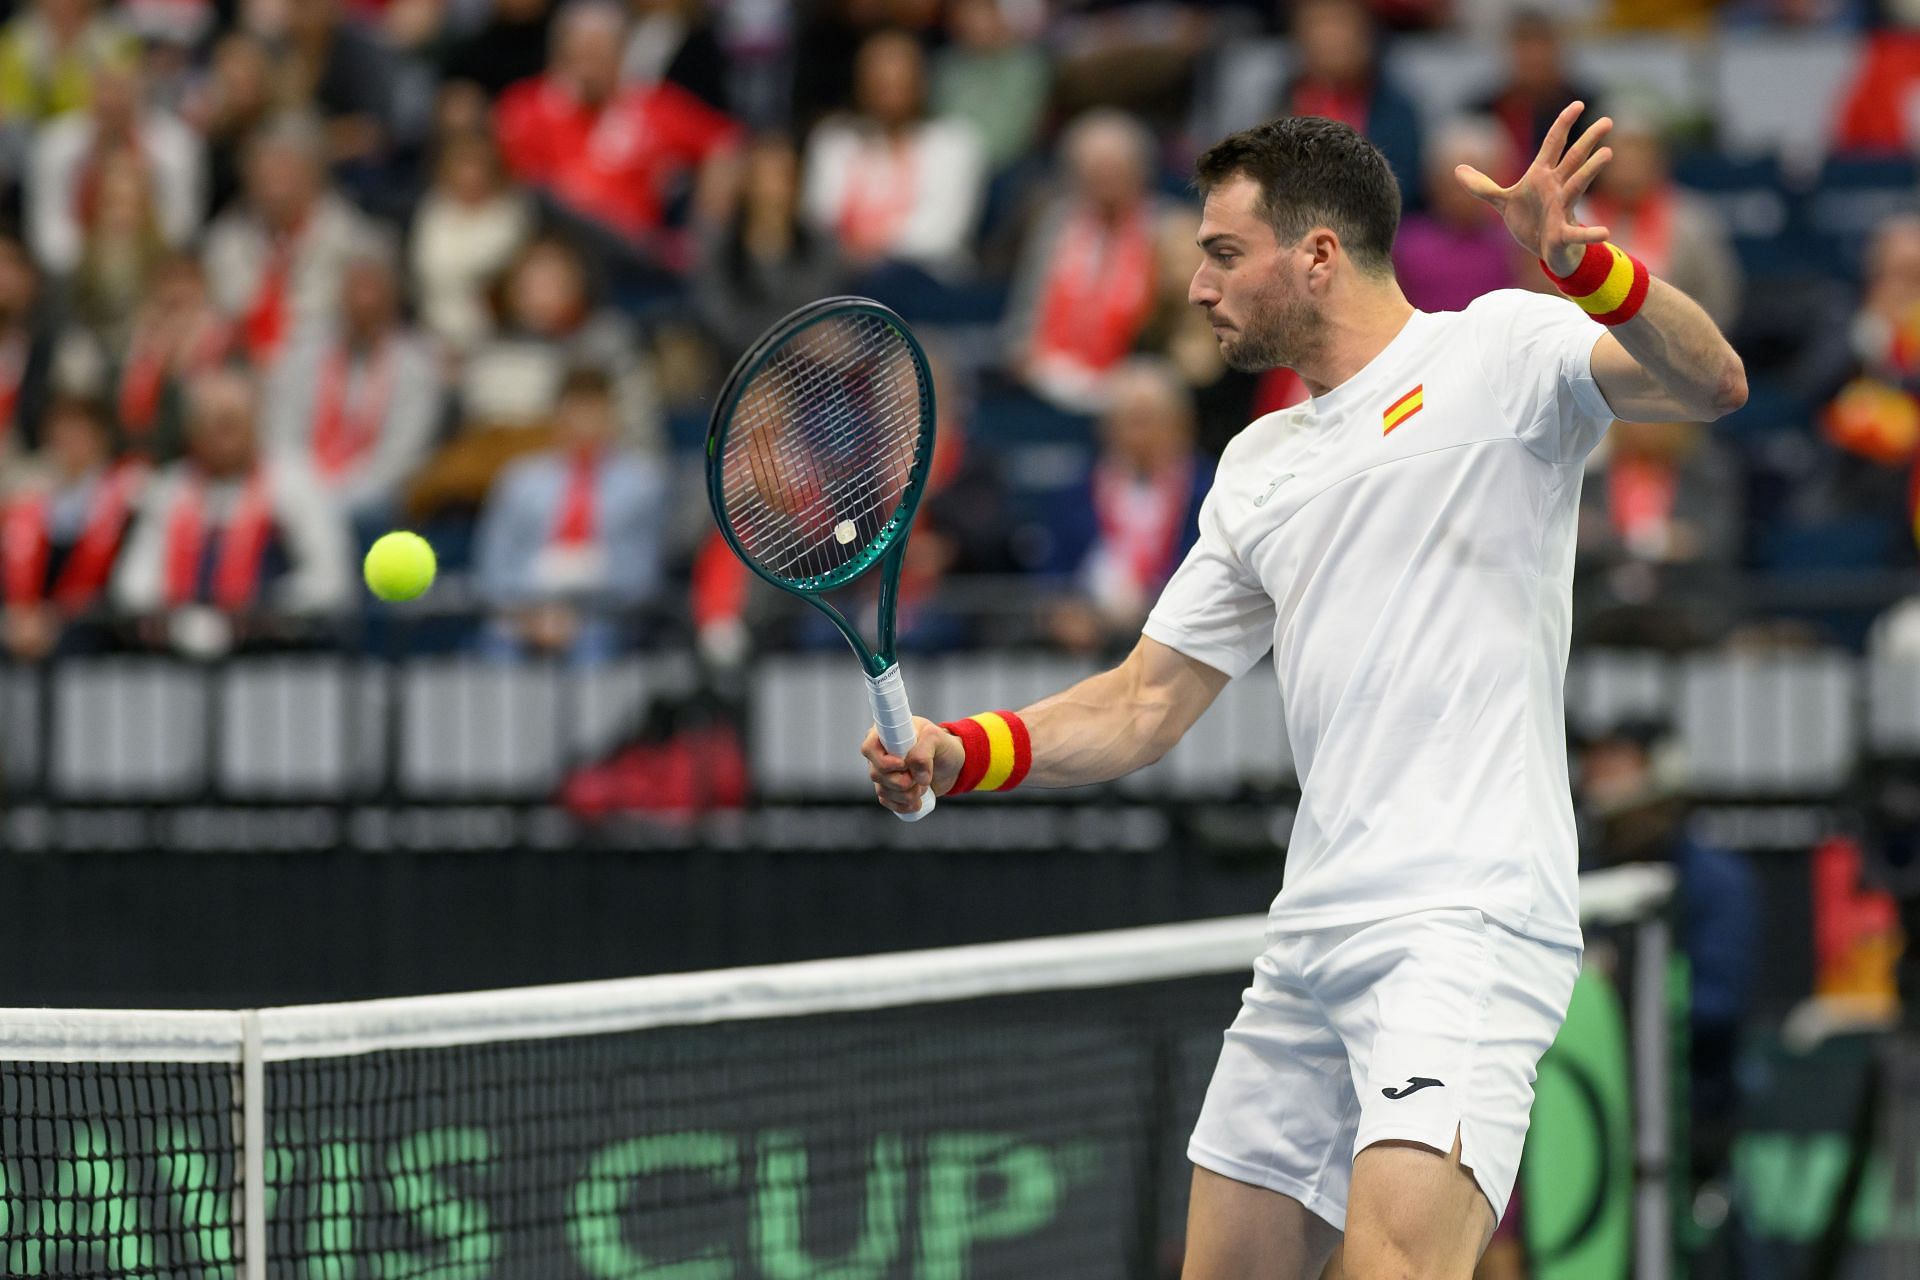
[1188,907,1580,1230]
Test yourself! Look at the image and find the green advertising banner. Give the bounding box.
[1523,965,1635,1280]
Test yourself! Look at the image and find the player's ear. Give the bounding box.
[1302,227,1341,287]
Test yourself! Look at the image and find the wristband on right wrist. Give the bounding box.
[1541,241,1650,326]
[939,711,1032,795]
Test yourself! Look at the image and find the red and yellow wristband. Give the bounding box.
[940,711,1032,796]
[1541,242,1650,326]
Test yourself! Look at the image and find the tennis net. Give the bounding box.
[0,866,1674,1280]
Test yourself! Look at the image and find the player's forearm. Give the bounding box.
[1604,276,1747,422]
[1018,660,1190,788]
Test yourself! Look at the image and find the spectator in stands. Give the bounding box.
[897,350,1016,648]
[622,0,728,112]
[0,234,58,462]
[932,0,1049,175]
[107,253,233,464]
[1276,0,1422,204]
[28,62,204,278]
[184,31,278,217]
[410,129,534,354]
[1393,117,1524,313]
[114,364,353,652]
[692,132,844,361]
[1800,218,1920,569]
[64,145,169,356]
[410,233,662,518]
[251,0,403,169]
[1,394,143,661]
[444,0,554,98]
[1006,110,1172,413]
[202,112,373,367]
[1471,10,1597,178]
[266,234,440,536]
[1832,27,1920,152]
[1576,419,1745,643]
[1581,111,1742,331]
[0,0,136,126]
[474,365,669,661]
[789,0,940,133]
[803,29,986,277]
[494,0,739,249]
[1040,358,1211,653]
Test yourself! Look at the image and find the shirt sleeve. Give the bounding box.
[1140,486,1276,680]
[1465,289,1617,465]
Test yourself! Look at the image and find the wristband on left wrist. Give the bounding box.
[1541,242,1650,326]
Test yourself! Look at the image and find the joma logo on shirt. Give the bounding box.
[1382,384,1424,435]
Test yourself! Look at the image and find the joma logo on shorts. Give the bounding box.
[1381,1077,1445,1099]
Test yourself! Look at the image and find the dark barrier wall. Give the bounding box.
[0,806,1288,1008]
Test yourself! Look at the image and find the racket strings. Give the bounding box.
[720,313,927,584]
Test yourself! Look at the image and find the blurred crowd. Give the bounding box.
[0,0,1917,668]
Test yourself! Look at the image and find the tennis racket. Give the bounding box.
[705,297,939,821]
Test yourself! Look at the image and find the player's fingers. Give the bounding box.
[875,781,921,814]
[1554,116,1612,181]
[1535,100,1583,167]
[1563,222,1612,244]
[1453,164,1506,203]
[1563,146,1612,203]
[859,727,888,764]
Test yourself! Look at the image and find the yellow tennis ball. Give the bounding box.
[363,531,437,602]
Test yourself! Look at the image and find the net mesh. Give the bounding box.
[0,1062,239,1276]
[717,311,929,587]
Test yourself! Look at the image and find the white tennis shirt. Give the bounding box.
[1143,290,1615,948]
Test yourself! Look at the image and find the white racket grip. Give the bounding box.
[865,663,936,821]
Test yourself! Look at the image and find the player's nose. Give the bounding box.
[1188,266,1218,309]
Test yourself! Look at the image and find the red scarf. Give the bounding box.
[311,341,395,479]
[161,467,275,609]
[551,448,600,546]
[1586,187,1674,277]
[837,137,917,258]
[241,231,298,362]
[1091,457,1192,594]
[2,463,141,608]
[1030,207,1158,374]
[118,315,231,441]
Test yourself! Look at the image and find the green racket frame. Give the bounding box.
[704,296,937,679]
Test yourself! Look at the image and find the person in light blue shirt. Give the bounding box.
[474,364,668,662]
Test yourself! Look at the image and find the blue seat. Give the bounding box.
[1804,155,1920,277]
[1671,151,1800,277]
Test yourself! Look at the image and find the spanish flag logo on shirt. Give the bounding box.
[1382,384,1424,435]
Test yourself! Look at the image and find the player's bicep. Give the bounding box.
[1589,330,1690,423]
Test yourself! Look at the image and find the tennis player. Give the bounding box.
[862,105,1743,1278]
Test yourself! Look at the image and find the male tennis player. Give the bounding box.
[861,105,1743,1278]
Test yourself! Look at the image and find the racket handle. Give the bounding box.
[865,663,936,822]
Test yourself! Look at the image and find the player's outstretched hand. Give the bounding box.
[862,716,964,815]
[1455,100,1613,277]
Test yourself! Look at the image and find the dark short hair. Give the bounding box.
[1193,116,1401,272]
[558,364,615,402]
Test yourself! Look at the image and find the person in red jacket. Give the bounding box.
[493,0,739,254]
